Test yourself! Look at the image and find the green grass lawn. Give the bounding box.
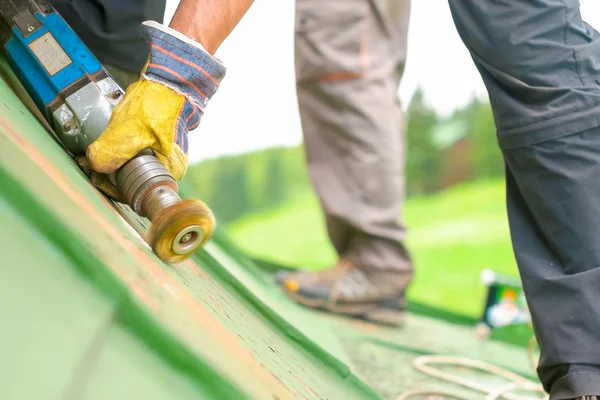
[226,179,520,318]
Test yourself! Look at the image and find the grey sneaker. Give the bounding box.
[275,259,408,326]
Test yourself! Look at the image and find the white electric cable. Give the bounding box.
[396,353,548,400]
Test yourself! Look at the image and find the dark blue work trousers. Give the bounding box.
[450,1,600,398]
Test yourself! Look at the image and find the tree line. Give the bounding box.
[182,88,505,223]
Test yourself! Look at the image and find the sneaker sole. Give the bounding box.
[283,289,405,327]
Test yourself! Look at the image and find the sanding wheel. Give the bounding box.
[148,199,215,264]
[116,152,216,264]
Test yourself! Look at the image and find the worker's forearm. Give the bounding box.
[169,0,255,55]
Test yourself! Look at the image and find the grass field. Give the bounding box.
[226,179,520,317]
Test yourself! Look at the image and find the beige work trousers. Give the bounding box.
[294,0,413,283]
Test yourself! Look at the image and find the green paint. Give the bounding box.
[328,312,538,399]
[0,156,248,400]
[0,53,540,400]
[0,196,117,400]
[202,235,355,370]
[0,58,382,399]
[78,325,206,400]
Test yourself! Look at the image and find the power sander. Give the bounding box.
[0,0,215,263]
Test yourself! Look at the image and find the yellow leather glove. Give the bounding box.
[87,79,189,181]
[84,21,226,199]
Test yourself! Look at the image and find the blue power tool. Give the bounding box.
[0,0,215,263]
[0,0,124,155]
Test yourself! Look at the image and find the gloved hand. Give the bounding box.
[85,21,226,197]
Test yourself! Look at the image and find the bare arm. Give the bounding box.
[169,0,255,55]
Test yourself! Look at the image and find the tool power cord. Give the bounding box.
[396,336,549,400]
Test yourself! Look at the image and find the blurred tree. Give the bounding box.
[463,97,505,180]
[281,146,312,198]
[264,148,287,209]
[185,146,310,222]
[405,87,442,195]
[245,149,269,211]
[181,156,219,208]
[202,155,250,222]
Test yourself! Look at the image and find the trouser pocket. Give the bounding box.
[294,0,370,82]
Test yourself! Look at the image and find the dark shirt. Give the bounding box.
[50,0,167,73]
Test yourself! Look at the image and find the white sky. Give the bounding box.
[163,0,600,163]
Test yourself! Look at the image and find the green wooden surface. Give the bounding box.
[201,238,356,369]
[0,55,541,400]
[76,324,202,400]
[0,58,381,400]
[0,196,116,400]
[0,196,207,400]
[202,233,542,399]
[330,313,537,399]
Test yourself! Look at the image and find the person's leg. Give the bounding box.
[276,0,412,325]
[49,0,165,75]
[449,0,600,397]
[48,0,158,86]
[504,129,600,399]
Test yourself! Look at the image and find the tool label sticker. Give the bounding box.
[28,33,72,76]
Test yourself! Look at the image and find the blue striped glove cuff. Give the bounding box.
[139,20,226,112]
